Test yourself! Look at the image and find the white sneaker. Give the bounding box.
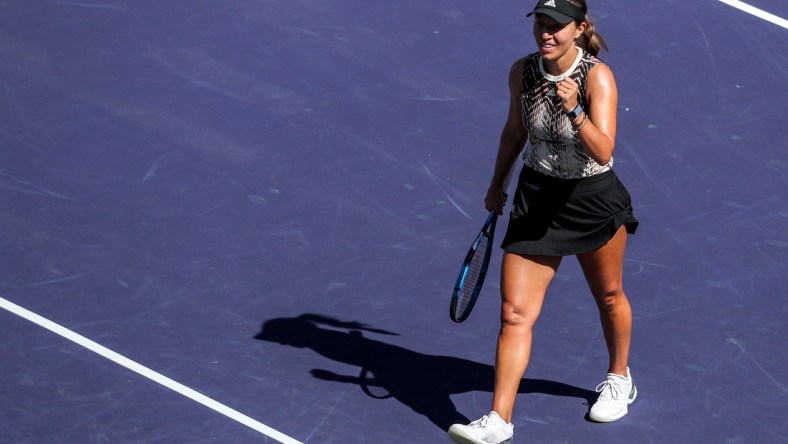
[448,411,513,444]
[588,367,637,423]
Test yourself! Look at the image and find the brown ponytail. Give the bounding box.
[567,0,608,56]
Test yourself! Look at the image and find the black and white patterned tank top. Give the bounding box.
[520,48,612,179]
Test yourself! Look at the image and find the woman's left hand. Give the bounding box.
[556,77,581,113]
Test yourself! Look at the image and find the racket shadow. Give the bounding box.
[255,313,595,431]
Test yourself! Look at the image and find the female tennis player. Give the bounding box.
[448,1,638,442]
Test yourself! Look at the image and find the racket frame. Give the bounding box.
[449,210,498,323]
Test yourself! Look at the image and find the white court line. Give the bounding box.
[0,296,303,444]
[717,0,788,29]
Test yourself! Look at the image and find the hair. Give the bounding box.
[567,0,608,56]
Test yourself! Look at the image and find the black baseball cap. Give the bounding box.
[526,0,586,24]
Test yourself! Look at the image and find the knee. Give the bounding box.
[593,287,627,313]
[500,301,536,329]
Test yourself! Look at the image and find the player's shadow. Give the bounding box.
[255,313,596,431]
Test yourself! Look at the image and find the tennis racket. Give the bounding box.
[449,165,516,323]
[449,209,499,323]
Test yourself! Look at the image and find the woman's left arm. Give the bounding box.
[559,64,618,165]
[576,64,618,165]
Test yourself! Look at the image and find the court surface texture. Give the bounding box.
[1,1,786,443]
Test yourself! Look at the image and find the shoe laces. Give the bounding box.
[595,377,627,401]
[469,415,490,428]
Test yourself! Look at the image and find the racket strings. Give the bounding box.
[450,211,498,323]
[456,233,491,314]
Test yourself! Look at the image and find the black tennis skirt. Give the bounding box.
[501,166,638,256]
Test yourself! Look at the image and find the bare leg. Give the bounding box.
[491,252,562,422]
[577,226,632,376]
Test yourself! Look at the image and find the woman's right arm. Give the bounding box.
[485,58,528,214]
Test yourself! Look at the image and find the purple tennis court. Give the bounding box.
[1,0,786,442]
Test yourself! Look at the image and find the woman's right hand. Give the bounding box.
[484,185,508,215]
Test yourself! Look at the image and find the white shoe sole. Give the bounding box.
[447,426,482,444]
[448,425,513,444]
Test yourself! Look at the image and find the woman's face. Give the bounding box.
[532,14,583,62]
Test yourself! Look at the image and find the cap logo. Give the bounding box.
[545,0,557,6]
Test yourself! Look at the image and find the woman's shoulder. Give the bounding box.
[581,50,607,68]
[583,54,617,96]
[521,51,541,66]
[579,50,614,83]
[508,52,540,75]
